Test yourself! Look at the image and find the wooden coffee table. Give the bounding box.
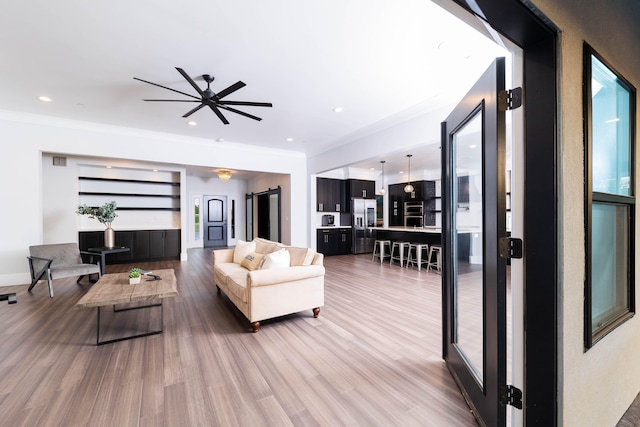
[75,268,178,345]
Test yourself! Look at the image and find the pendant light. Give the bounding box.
[404,154,414,193]
[379,160,386,195]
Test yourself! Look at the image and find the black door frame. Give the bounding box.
[443,0,558,425]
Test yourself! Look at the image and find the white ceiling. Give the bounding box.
[1,0,508,177]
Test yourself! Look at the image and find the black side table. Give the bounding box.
[87,246,130,275]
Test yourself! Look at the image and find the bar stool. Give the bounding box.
[427,245,442,273]
[390,241,410,267]
[406,243,429,271]
[372,240,391,263]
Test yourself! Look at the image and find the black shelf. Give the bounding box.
[78,176,180,212]
[79,176,180,186]
[79,192,180,198]
[116,207,180,211]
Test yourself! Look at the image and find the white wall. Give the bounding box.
[529,1,640,426]
[0,111,306,286]
[186,174,248,248]
[247,173,292,245]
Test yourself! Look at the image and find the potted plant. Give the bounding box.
[129,268,142,284]
[76,201,118,248]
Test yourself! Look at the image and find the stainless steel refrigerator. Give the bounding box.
[352,198,376,254]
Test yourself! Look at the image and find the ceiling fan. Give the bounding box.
[133,67,272,124]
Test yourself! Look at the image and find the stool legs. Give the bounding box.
[390,242,409,266]
[373,240,391,263]
[406,244,429,271]
[427,245,442,273]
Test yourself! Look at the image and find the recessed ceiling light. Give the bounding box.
[286,137,294,142]
[106,166,112,169]
[38,96,52,102]
[469,144,477,149]
[153,169,159,172]
[333,107,344,113]
[188,121,197,126]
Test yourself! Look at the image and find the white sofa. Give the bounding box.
[212,238,325,332]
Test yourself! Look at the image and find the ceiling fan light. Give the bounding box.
[217,169,233,182]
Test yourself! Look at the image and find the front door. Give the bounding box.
[204,195,227,247]
[441,57,508,427]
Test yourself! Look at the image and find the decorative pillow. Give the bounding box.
[240,252,265,271]
[233,240,256,264]
[254,238,278,254]
[260,248,290,270]
[286,247,311,266]
[302,250,315,266]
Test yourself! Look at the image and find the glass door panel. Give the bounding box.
[453,111,484,385]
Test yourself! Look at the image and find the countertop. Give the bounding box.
[317,226,351,230]
[375,226,443,234]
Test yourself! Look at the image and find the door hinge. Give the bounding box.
[498,87,523,111]
[499,385,523,409]
[499,237,523,259]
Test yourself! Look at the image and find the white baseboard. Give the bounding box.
[0,273,30,287]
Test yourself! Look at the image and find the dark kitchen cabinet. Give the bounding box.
[316,178,345,212]
[388,181,437,226]
[346,179,375,200]
[388,183,405,226]
[78,229,181,263]
[317,228,352,255]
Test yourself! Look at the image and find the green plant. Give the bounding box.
[129,268,142,279]
[76,201,118,226]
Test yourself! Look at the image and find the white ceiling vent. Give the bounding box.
[52,156,67,166]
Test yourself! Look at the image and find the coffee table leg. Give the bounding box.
[96,301,164,346]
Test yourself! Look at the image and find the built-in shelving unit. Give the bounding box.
[78,176,180,211]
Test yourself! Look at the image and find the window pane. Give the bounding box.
[194,197,200,240]
[591,55,631,195]
[591,203,629,333]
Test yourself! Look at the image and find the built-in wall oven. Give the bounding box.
[404,201,424,227]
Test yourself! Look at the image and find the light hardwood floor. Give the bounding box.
[0,249,477,426]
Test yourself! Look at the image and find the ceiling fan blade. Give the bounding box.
[143,99,200,102]
[215,81,246,100]
[217,100,273,108]
[207,103,230,124]
[217,105,262,121]
[133,77,199,99]
[182,103,207,118]
[175,67,205,96]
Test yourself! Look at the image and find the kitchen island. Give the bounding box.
[373,226,471,260]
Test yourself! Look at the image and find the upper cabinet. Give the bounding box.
[346,179,375,199]
[316,178,344,212]
[317,178,375,212]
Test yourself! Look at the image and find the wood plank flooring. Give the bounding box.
[0,249,477,426]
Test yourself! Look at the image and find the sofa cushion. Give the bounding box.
[286,247,314,266]
[254,238,280,254]
[226,270,249,302]
[241,252,265,271]
[260,248,290,270]
[233,240,256,264]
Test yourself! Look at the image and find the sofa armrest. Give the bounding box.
[212,248,235,264]
[248,265,325,288]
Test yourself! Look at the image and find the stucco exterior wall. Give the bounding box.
[530,0,640,425]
